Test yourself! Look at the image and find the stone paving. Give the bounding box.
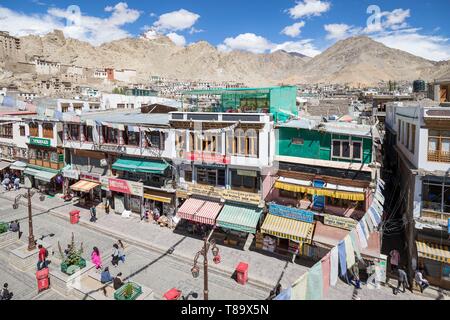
[0,188,447,300]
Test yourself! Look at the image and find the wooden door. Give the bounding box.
[441,86,448,103]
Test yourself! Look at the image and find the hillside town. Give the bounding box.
[0,8,449,303]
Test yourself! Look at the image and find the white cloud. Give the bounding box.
[324,24,352,40]
[0,3,141,46]
[288,0,331,19]
[218,33,320,57]
[153,9,200,33]
[281,21,306,38]
[323,7,450,61]
[166,32,186,46]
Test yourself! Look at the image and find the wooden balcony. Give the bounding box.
[428,150,450,163]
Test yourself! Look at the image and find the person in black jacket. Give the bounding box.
[0,283,13,300]
[113,273,124,290]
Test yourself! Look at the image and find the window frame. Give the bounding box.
[331,139,363,161]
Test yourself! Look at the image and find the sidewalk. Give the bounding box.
[0,189,308,292]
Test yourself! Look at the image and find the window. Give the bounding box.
[83,126,93,142]
[196,167,225,187]
[226,129,259,157]
[124,127,140,146]
[42,123,53,139]
[422,178,450,214]
[332,139,362,161]
[428,130,450,163]
[68,124,80,141]
[29,122,39,137]
[0,123,13,138]
[103,127,118,144]
[231,170,259,192]
[411,125,416,154]
[397,120,401,142]
[19,125,25,136]
[184,170,192,182]
[406,123,410,150]
[146,132,164,150]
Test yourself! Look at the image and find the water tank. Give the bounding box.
[413,80,426,93]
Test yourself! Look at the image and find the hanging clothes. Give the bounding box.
[330,246,339,286]
[360,219,370,241]
[291,273,308,300]
[306,262,323,300]
[356,223,368,249]
[338,241,347,277]
[321,252,331,297]
[370,207,381,226]
[350,229,362,261]
[344,235,355,268]
[365,214,374,233]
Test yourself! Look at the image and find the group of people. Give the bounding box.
[389,249,430,295]
[1,172,20,191]
[8,220,21,239]
[142,207,160,222]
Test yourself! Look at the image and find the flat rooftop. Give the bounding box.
[81,110,170,126]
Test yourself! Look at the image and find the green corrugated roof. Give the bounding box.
[182,86,297,96]
[112,158,168,174]
[216,203,263,234]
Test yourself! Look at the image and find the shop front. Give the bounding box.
[70,172,102,207]
[176,197,223,236]
[23,166,63,194]
[416,241,450,290]
[108,177,143,214]
[62,165,79,196]
[143,188,176,218]
[9,161,27,183]
[259,204,315,257]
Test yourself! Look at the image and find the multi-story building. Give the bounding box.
[428,78,450,107]
[385,100,450,289]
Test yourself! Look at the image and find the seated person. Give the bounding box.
[100,267,113,284]
[415,269,430,293]
[0,283,13,300]
[113,272,124,290]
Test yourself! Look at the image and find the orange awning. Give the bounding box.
[70,180,100,193]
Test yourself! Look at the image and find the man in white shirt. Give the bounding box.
[415,269,430,293]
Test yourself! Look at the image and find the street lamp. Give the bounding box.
[191,236,220,300]
[12,176,45,251]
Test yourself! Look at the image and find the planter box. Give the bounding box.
[61,258,87,275]
[114,282,143,300]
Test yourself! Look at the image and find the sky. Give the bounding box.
[0,0,449,61]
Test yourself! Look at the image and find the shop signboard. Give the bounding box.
[80,172,101,182]
[323,214,358,231]
[186,151,231,165]
[237,170,257,177]
[109,178,143,197]
[186,183,261,205]
[29,137,51,147]
[63,169,79,180]
[100,175,111,191]
[269,203,314,223]
[95,144,127,154]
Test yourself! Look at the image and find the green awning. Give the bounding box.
[216,203,263,234]
[112,158,169,174]
[24,167,58,182]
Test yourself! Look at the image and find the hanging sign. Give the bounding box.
[29,137,51,147]
[269,203,315,223]
[323,214,358,231]
[109,178,143,196]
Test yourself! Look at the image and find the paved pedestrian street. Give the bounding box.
[0,190,446,300]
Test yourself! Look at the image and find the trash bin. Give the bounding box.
[36,267,50,292]
[70,210,80,224]
[235,262,249,285]
[163,288,182,300]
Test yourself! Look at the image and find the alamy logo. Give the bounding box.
[366,5,382,31]
[66,5,81,27]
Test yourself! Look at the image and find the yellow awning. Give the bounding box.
[416,241,450,264]
[261,214,315,244]
[143,193,172,203]
[274,181,365,201]
[70,180,100,193]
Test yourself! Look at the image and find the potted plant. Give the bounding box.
[0,222,8,234]
[58,233,86,275]
[114,282,143,300]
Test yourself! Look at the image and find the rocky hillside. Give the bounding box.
[3,30,450,87]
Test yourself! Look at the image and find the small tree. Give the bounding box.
[58,233,84,266]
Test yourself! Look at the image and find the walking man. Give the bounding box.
[90,205,97,223]
[389,249,400,272]
[37,244,48,270]
[394,267,410,294]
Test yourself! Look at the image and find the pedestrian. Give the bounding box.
[389,249,400,272]
[8,220,21,239]
[351,263,361,289]
[2,177,10,191]
[0,283,13,300]
[117,240,125,263]
[415,269,430,293]
[394,267,410,294]
[100,267,113,284]
[90,205,97,223]
[14,177,20,191]
[91,247,102,271]
[113,272,124,290]
[105,202,110,215]
[111,244,120,267]
[37,244,48,270]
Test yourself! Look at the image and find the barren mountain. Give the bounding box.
[3,30,450,87]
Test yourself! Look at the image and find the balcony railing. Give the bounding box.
[428,150,450,163]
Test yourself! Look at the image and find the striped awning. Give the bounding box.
[177,198,222,226]
[70,180,100,193]
[0,160,11,171]
[261,214,315,243]
[144,193,172,203]
[274,181,365,201]
[192,201,223,225]
[416,241,450,264]
[216,203,263,234]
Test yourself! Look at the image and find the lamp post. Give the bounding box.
[12,176,45,251]
[191,236,220,300]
